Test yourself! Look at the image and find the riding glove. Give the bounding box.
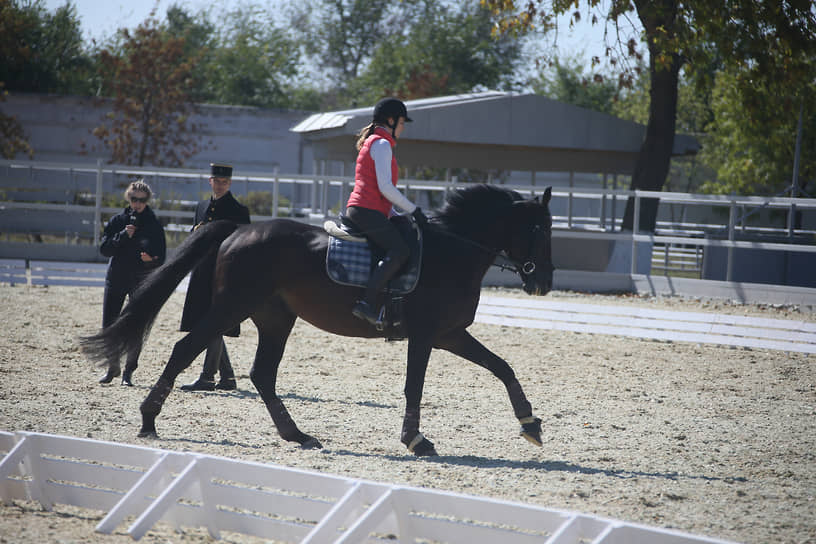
[412,207,429,227]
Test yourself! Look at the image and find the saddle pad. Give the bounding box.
[325,220,421,295]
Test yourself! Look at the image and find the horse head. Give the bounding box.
[506,187,554,296]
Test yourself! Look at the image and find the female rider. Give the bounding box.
[347,97,428,326]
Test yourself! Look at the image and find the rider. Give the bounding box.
[347,97,428,326]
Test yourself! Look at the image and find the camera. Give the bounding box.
[128,214,140,228]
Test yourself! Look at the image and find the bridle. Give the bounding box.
[426,221,549,280]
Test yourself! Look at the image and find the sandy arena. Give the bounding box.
[0,283,814,543]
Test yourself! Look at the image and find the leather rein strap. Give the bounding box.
[426,222,543,278]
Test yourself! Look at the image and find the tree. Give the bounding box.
[0,0,92,95]
[0,83,33,159]
[91,11,203,167]
[698,66,815,198]
[202,6,301,109]
[358,1,523,102]
[529,55,618,114]
[292,0,396,85]
[483,0,816,231]
[165,4,216,104]
[295,0,524,108]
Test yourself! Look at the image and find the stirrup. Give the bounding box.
[352,301,386,331]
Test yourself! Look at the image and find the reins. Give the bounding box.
[338,217,544,279]
[423,222,541,277]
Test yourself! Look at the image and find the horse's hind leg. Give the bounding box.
[436,329,543,447]
[139,308,247,438]
[250,305,321,449]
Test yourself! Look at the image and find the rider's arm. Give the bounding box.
[371,138,417,214]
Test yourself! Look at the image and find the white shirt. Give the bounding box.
[370,137,417,214]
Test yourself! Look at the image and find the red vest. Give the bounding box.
[347,127,399,216]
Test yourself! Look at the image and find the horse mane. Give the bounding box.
[435,184,523,234]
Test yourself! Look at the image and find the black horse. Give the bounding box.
[82,184,554,456]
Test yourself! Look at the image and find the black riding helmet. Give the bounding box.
[373,97,412,137]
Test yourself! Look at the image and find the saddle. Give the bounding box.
[324,215,422,340]
[324,214,422,295]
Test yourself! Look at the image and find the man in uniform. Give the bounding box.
[179,162,251,391]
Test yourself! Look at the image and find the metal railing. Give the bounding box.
[2,160,815,282]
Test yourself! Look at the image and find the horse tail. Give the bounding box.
[80,220,239,366]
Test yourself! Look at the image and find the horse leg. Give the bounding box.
[139,309,247,438]
[401,337,438,456]
[436,329,543,447]
[250,307,321,449]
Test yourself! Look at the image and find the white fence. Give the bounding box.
[475,296,816,354]
[3,159,815,267]
[0,431,736,543]
[5,259,812,352]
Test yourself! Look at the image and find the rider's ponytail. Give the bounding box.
[355,123,377,151]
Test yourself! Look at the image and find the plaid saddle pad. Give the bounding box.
[325,217,421,295]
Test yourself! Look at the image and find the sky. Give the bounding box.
[44,0,644,73]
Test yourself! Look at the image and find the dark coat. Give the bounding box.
[180,191,250,335]
[100,206,166,287]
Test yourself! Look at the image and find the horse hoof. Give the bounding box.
[519,417,543,447]
[414,443,438,457]
[300,437,323,450]
[411,437,438,457]
[137,430,158,439]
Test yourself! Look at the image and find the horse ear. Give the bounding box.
[543,186,552,204]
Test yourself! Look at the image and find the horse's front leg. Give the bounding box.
[436,329,542,447]
[250,312,321,449]
[402,337,437,456]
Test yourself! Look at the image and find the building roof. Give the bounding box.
[291,92,700,174]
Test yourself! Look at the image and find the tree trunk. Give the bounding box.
[622,0,682,233]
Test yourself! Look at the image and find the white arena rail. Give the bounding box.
[0,431,737,543]
[0,258,26,285]
[29,260,107,287]
[476,296,816,354]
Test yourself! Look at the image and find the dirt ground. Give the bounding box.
[0,284,814,544]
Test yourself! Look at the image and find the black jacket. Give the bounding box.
[100,206,166,286]
[180,191,250,334]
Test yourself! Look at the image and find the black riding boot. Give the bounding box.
[180,337,222,391]
[215,346,237,390]
[352,256,404,327]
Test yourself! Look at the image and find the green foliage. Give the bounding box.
[293,0,524,107]
[199,6,301,109]
[292,0,395,82]
[165,4,216,103]
[0,83,33,158]
[0,0,93,94]
[241,190,291,216]
[352,1,523,103]
[529,55,618,114]
[698,68,816,197]
[612,66,712,135]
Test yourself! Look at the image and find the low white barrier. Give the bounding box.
[476,296,816,354]
[29,260,107,287]
[0,258,26,285]
[0,431,736,543]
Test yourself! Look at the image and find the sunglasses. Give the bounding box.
[129,196,149,203]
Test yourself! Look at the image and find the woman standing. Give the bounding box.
[98,179,166,386]
[346,97,428,327]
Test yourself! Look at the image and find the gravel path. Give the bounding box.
[0,284,814,543]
